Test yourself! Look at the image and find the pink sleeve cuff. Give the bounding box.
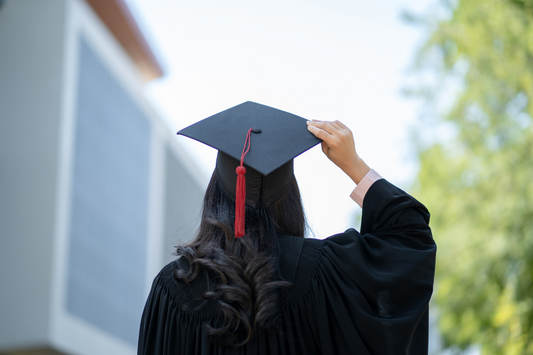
[350,169,383,208]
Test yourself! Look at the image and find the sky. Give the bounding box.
[128,0,435,238]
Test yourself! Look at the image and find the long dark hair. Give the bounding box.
[174,170,305,346]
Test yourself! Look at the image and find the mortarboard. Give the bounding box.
[178,101,321,237]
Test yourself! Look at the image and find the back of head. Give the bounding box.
[174,169,305,346]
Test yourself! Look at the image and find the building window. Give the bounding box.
[66,38,151,346]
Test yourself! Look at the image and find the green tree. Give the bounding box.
[410,0,533,353]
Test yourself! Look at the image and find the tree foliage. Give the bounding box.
[411,0,533,353]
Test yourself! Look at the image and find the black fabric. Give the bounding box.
[278,235,305,283]
[138,179,436,355]
[215,151,295,209]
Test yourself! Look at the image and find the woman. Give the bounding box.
[138,102,436,354]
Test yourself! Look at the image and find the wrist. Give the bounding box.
[345,157,371,185]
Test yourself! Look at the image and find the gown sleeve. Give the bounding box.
[312,178,436,354]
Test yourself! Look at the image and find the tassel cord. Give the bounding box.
[235,128,253,238]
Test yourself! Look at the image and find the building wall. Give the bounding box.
[0,0,205,354]
[0,0,68,348]
[163,148,205,266]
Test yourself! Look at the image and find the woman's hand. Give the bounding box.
[307,120,371,184]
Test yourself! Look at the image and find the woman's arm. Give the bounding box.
[308,120,435,354]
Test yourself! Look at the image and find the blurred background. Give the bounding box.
[0,0,531,354]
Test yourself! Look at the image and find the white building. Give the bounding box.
[0,1,206,354]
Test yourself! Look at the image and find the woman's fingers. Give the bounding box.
[330,121,344,131]
[307,120,351,147]
[307,120,344,145]
[308,120,341,134]
[307,121,331,140]
[333,120,348,130]
[307,119,370,184]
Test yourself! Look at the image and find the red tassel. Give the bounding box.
[235,166,246,238]
[235,128,253,238]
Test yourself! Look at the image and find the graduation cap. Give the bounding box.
[178,101,321,238]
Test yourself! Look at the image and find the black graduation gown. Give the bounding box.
[138,179,436,354]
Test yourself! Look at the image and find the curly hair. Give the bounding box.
[173,170,305,347]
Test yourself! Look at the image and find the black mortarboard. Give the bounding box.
[178,101,320,176]
[178,101,321,237]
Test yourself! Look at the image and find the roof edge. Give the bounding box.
[86,0,164,82]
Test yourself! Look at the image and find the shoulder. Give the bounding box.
[148,259,187,302]
[153,259,179,284]
[147,259,220,315]
[149,260,176,291]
